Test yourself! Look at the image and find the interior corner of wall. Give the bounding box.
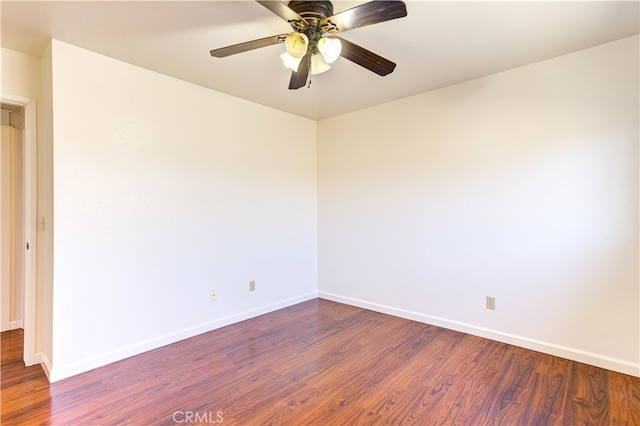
[36,352,53,382]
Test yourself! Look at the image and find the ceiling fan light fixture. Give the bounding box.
[284,32,309,58]
[209,0,408,89]
[317,37,342,64]
[280,52,303,72]
[310,52,331,75]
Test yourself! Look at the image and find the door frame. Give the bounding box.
[1,93,37,366]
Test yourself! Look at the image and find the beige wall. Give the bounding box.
[48,40,318,381]
[38,43,54,371]
[3,34,639,381]
[0,48,41,99]
[318,36,640,376]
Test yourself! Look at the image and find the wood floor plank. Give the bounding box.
[2,298,639,425]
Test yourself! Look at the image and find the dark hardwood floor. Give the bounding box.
[2,298,639,425]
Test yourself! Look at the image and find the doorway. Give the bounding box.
[0,95,37,367]
[1,104,25,332]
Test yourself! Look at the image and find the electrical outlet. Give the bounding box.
[486,296,495,310]
[249,280,256,292]
[210,289,217,302]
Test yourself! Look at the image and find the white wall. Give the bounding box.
[1,48,41,99]
[318,36,640,376]
[38,43,54,372]
[48,40,318,381]
[4,35,638,381]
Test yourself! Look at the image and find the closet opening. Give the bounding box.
[1,96,37,367]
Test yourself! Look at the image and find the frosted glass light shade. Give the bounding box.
[310,53,331,75]
[280,52,303,71]
[284,32,309,58]
[317,37,342,64]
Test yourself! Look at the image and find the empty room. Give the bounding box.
[1,1,639,424]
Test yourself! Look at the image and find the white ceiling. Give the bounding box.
[1,1,638,120]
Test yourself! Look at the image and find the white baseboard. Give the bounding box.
[9,320,23,330]
[37,352,52,381]
[48,292,318,383]
[319,291,640,378]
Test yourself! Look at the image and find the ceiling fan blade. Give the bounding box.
[289,53,311,90]
[256,1,308,31]
[320,0,407,34]
[337,37,396,76]
[210,34,287,58]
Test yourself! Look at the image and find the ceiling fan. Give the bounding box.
[210,0,408,90]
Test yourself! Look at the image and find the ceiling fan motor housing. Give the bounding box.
[288,1,334,53]
[288,1,334,20]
